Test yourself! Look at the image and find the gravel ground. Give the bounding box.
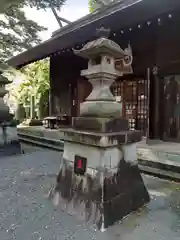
[0,149,180,240]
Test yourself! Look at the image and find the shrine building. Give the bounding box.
[8,0,180,142]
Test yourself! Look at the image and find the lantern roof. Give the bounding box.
[73,37,127,59]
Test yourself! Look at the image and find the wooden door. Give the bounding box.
[123,81,137,130]
[111,78,148,135]
[76,78,92,116]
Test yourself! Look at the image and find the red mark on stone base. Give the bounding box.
[77,159,83,169]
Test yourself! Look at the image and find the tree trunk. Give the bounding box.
[30,95,36,119]
[2,125,7,145]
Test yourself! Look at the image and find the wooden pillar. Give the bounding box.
[49,57,53,116]
[159,76,165,140]
[76,77,92,116]
[30,95,36,119]
[153,68,160,139]
[48,91,52,116]
[149,67,161,139]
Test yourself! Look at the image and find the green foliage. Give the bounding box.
[1,0,66,13]
[15,103,26,121]
[19,58,49,103]
[15,58,50,119]
[89,0,96,12]
[0,0,66,61]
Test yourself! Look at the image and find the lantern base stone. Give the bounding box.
[73,117,129,132]
[50,129,150,230]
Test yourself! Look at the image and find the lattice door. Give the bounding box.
[111,79,148,135]
[136,79,148,136]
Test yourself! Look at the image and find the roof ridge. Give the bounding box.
[51,0,139,40]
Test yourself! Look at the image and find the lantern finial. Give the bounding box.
[96,26,111,38]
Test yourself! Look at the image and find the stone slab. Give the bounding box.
[73,117,129,132]
[137,146,180,180]
[18,132,64,151]
[17,126,141,147]
[62,128,142,147]
[17,125,65,140]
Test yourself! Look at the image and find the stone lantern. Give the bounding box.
[50,29,150,231]
[0,68,21,156]
[0,71,12,123]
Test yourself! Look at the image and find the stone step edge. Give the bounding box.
[18,134,64,151]
[18,132,64,144]
[20,139,62,152]
[138,157,180,180]
[137,148,180,167]
[139,163,180,181]
[138,146,180,156]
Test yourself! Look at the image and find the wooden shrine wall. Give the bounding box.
[50,55,72,116]
[112,9,180,76]
[76,77,92,116]
[50,53,87,117]
[150,12,180,141]
[109,9,180,140]
[49,9,180,141]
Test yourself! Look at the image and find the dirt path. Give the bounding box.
[0,150,179,240]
